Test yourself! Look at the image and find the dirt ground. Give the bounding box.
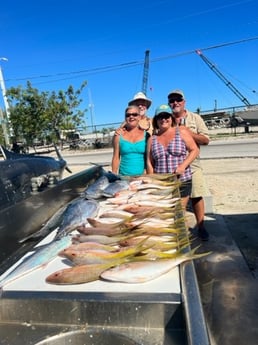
[202,157,258,215]
[201,157,258,277]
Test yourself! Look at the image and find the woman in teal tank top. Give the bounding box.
[112,105,149,176]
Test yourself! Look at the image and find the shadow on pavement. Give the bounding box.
[192,212,258,345]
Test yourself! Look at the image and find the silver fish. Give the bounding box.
[84,175,110,199]
[19,205,67,243]
[0,235,72,289]
[102,180,130,197]
[54,198,100,239]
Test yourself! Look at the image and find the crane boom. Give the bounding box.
[142,50,150,95]
[196,50,251,106]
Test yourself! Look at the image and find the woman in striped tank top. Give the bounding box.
[146,105,199,210]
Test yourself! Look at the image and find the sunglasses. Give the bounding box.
[134,101,147,107]
[168,97,184,103]
[156,113,171,120]
[125,113,139,117]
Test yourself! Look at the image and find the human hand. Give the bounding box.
[174,165,186,175]
[115,127,125,136]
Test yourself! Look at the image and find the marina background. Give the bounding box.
[1,0,258,128]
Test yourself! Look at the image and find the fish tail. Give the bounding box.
[185,245,212,260]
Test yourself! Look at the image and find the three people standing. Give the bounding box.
[112,89,210,240]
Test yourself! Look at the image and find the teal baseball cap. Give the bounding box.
[155,104,172,116]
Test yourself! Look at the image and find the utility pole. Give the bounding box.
[0,58,10,147]
[0,108,9,147]
[142,50,150,96]
[88,87,97,138]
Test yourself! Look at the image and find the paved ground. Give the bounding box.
[189,157,258,345]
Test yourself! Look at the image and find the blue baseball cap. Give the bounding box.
[155,104,172,116]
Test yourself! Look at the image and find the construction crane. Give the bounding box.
[196,50,251,107]
[142,50,150,95]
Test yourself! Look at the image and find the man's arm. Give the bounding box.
[191,132,209,145]
[192,115,210,145]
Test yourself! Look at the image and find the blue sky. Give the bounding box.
[0,0,258,130]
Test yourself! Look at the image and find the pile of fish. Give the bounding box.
[0,171,210,289]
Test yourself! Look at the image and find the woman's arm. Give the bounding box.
[146,136,154,174]
[111,135,120,174]
[176,127,200,175]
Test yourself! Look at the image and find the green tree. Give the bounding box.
[6,81,87,146]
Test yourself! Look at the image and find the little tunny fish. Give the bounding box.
[102,170,121,182]
[84,175,110,199]
[0,235,72,289]
[102,180,130,197]
[54,198,99,239]
[101,247,211,283]
[19,205,67,243]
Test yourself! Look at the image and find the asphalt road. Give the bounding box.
[200,138,258,158]
[62,137,258,167]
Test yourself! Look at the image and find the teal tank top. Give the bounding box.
[119,132,147,176]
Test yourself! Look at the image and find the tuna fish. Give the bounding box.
[102,180,130,197]
[84,175,110,199]
[19,205,67,243]
[54,198,100,239]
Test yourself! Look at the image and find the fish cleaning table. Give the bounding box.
[0,228,185,345]
[0,168,210,345]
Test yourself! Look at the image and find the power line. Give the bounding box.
[151,36,258,63]
[5,36,258,84]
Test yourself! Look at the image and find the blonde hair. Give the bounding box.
[125,105,140,117]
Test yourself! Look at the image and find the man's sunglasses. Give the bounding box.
[168,97,184,103]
